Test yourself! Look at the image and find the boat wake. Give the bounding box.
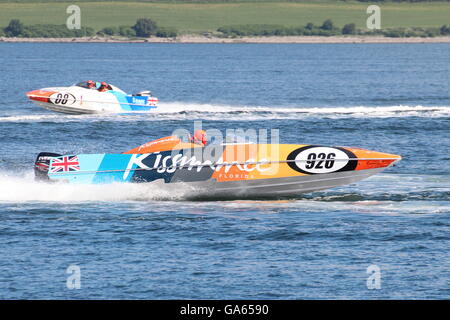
[0,171,448,216]
[0,104,449,122]
[0,171,189,202]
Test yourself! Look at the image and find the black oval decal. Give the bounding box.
[287,145,357,174]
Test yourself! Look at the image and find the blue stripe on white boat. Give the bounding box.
[109,90,132,111]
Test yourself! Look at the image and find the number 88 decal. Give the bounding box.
[50,92,76,106]
[287,146,357,174]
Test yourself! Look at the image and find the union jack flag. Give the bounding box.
[50,155,80,173]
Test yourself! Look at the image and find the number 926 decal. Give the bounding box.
[287,146,357,174]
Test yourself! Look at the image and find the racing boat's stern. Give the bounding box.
[34,152,62,181]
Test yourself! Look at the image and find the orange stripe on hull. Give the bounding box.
[26,90,55,103]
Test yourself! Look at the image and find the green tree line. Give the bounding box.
[2,18,450,38]
[217,19,450,37]
[0,18,178,38]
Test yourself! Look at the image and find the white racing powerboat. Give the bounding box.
[26,80,158,114]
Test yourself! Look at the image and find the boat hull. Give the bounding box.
[34,101,100,115]
[135,167,387,198]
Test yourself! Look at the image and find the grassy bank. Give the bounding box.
[1,1,450,34]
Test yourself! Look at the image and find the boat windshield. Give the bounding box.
[75,81,100,89]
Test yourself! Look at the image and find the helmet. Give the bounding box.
[86,80,95,87]
[101,82,107,86]
[193,130,207,145]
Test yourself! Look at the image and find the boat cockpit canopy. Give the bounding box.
[74,81,124,93]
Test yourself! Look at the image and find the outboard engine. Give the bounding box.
[34,152,61,181]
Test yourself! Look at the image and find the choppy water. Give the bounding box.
[0,43,448,299]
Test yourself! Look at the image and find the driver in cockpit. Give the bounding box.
[98,82,110,92]
[86,80,96,89]
[190,130,207,146]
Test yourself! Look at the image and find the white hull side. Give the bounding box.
[34,100,128,114]
[36,102,101,114]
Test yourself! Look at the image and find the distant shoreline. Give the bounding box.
[2,35,450,43]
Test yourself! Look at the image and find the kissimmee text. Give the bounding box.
[123,151,271,179]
